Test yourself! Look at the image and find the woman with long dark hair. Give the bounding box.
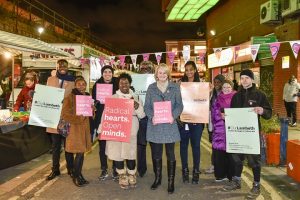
[179,61,204,184]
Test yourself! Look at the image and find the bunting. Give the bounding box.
[142,53,150,61]
[250,44,260,62]
[167,51,176,65]
[155,52,162,64]
[119,55,126,66]
[130,54,138,68]
[109,56,115,66]
[182,45,190,63]
[269,42,281,60]
[289,41,300,59]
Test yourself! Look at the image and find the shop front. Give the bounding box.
[0,30,71,170]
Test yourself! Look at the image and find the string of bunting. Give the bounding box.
[79,40,300,68]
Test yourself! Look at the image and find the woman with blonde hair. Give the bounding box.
[144,63,183,194]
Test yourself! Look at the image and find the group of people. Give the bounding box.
[13,58,273,199]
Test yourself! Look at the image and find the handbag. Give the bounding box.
[57,119,70,137]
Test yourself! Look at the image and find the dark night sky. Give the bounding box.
[38,0,201,54]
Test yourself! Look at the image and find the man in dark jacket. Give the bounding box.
[223,69,272,199]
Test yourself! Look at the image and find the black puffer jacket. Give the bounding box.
[230,84,272,129]
[92,77,119,130]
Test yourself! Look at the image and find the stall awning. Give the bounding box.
[0,30,71,57]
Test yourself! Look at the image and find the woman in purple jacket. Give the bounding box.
[212,79,236,182]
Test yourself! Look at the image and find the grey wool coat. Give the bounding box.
[144,81,183,143]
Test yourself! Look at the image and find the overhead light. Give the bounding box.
[210,30,216,36]
[4,52,12,59]
[37,27,44,34]
[166,0,219,22]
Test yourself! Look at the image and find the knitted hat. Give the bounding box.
[240,69,254,80]
[222,79,234,88]
[214,74,225,83]
[101,65,114,75]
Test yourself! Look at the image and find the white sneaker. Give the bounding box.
[215,177,229,182]
[291,123,297,127]
[205,165,214,174]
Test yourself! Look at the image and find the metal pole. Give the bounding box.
[11,57,14,109]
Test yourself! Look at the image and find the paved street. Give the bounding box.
[1,129,300,200]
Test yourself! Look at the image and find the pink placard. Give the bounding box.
[153,101,172,124]
[100,98,133,143]
[96,84,113,104]
[76,95,93,116]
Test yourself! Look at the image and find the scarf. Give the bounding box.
[157,81,169,93]
[57,71,75,82]
[116,89,134,99]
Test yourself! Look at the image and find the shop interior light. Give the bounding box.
[37,27,44,34]
[166,0,219,22]
[210,30,216,36]
[4,52,12,59]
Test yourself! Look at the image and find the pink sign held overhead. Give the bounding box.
[153,101,173,124]
[100,98,133,143]
[76,95,93,116]
[96,84,113,104]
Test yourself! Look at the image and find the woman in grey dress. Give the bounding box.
[144,63,183,194]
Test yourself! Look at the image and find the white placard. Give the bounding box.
[29,84,65,128]
[225,107,260,154]
[131,74,155,104]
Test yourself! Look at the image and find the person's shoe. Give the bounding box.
[67,168,74,178]
[98,170,108,181]
[151,159,162,190]
[46,170,60,181]
[191,169,200,184]
[112,168,119,182]
[246,183,260,199]
[118,169,129,190]
[291,122,297,127]
[182,168,189,183]
[167,160,176,194]
[73,177,85,187]
[205,165,214,174]
[215,177,229,182]
[223,179,241,191]
[128,169,137,188]
[79,173,89,184]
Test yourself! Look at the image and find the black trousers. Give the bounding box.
[115,160,136,170]
[137,144,147,174]
[98,140,115,171]
[284,101,297,124]
[213,149,234,180]
[51,133,73,171]
[231,153,261,182]
[150,142,175,161]
[73,153,84,177]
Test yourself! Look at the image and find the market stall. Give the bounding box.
[0,30,71,170]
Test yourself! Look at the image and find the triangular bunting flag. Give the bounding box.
[155,52,162,64]
[182,45,190,63]
[167,52,176,65]
[118,55,126,66]
[130,54,138,68]
[250,44,260,62]
[289,41,300,59]
[269,42,281,60]
[109,56,115,65]
[142,53,150,61]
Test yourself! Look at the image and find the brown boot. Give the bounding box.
[128,169,137,188]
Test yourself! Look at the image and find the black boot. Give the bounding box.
[73,176,85,187]
[67,168,74,178]
[79,173,89,184]
[46,169,60,181]
[151,159,162,190]
[192,169,200,184]
[182,168,189,183]
[167,160,176,194]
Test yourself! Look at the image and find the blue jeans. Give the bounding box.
[180,123,204,171]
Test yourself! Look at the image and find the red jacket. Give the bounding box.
[14,84,35,111]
